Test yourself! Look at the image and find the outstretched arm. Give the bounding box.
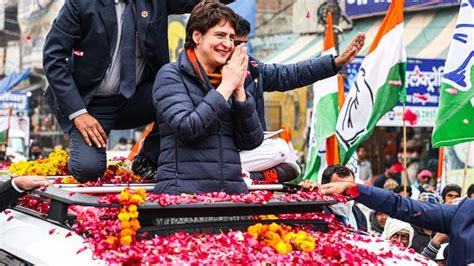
[320,182,457,234]
[259,33,365,93]
[0,176,49,212]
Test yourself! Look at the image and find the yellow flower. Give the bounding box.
[119,191,131,202]
[129,194,144,205]
[248,223,263,235]
[129,211,139,219]
[62,177,79,184]
[258,214,278,220]
[274,241,292,255]
[118,212,131,222]
[135,188,147,200]
[130,218,141,231]
[121,220,131,229]
[294,231,309,244]
[269,223,280,233]
[120,228,135,237]
[299,240,315,252]
[120,236,132,246]
[283,232,297,242]
[128,205,138,212]
[106,236,117,245]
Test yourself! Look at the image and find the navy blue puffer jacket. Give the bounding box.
[152,51,263,195]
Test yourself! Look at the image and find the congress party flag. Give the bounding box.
[304,12,343,182]
[336,0,407,164]
[432,0,474,147]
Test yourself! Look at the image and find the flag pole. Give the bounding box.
[402,103,408,195]
[462,142,471,192]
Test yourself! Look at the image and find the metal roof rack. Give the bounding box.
[1,175,338,235]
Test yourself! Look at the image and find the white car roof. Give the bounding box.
[0,209,100,265]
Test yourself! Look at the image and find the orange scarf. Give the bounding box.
[186,49,222,88]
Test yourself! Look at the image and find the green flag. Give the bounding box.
[432,3,474,147]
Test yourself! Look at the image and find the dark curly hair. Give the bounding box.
[184,1,239,49]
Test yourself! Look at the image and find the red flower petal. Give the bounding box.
[76,246,88,255]
[403,108,418,126]
[413,93,428,101]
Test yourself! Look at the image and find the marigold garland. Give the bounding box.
[247,223,316,255]
[9,149,69,176]
[106,188,147,246]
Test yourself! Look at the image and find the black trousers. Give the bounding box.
[68,82,159,182]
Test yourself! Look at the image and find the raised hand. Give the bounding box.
[233,46,248,102]
[73,113,108,148]
[218,44,247,100]
[335,33,366,67]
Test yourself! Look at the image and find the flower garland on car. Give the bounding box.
[107,188,147,246]
[9,149,69,176]
[247,223,316,255]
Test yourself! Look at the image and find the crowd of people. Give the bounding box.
[351,144,474,264]
[1,0,472,265]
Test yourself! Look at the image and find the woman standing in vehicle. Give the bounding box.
[152,2,263,195]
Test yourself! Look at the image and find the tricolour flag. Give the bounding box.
[304,12,343,182]
[335,0,406,164]
[432,1,474,147]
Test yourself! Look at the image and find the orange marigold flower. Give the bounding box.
[106,236,118,245]
[120,228,135,238]
[299,240,316,252]
[120,236,132,246]
[129,194,144,205]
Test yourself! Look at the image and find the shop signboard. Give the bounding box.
[345,57,444,127]
[345,0,460,18]
[0,93,28,111]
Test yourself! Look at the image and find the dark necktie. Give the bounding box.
[120,0,136,99]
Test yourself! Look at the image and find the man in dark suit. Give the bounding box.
[0,176,49,212]
[43,0,204,182]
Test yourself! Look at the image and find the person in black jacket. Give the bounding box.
[233,17,365,183]
[0,176,49,212]
[152,2,263,195]
[42,0,203,182]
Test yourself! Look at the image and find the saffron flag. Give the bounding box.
[336,0,407,164]
[432,1,474,147]
[304,12,343,182]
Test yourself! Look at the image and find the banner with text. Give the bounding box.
[345,0,460,18]
[345,57,444,127]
